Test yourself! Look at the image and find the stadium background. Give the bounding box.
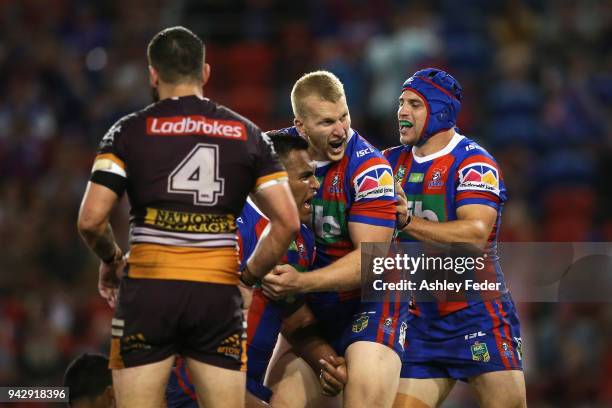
[0,0,611,406]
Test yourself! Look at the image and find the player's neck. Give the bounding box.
[157,82,204,101]
[414,129,455,157]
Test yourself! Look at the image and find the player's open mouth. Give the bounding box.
[399,120,413,130]
[303,198,312,212]
[328,139,345,154]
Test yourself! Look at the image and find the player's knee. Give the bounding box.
[478,385,526,408]
[500,392,526,408]
[345,374,398,408]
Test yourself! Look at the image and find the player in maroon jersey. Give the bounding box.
[77,26,299,408]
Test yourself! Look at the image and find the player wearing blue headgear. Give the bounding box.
[383,68,526,408]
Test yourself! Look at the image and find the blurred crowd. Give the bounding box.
[0,0,611,406]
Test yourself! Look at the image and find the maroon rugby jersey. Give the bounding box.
[90,95,287,285]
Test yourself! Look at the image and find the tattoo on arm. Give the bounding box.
[85,223,120,262]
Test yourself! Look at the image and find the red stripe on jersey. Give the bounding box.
[323,242,354,260]
[174,359,197,401]
[496,300,519,368]
[438,301,469,316]
[457,153,499,169]
[456,190,501,204]
[352,156,393,182]
[387,290,401,347]
[377,291,391,344]
[396,150,413,186]
[254,217,269,241]
[350,199,396,221]
[484,301,511,369]
[338,289,361,300]
[247,289,270,343]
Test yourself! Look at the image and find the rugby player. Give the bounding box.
[263,71,407,408]
[385,68,525,408]
[77,26,299,408]
[165,131,347,407]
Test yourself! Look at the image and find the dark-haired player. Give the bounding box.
[77,26,300,408]
[384,68,525,408]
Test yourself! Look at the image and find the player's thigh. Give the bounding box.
[394,378,456,408]
[469,369,526,408]
[186,357,246,408]
[343,341,401,408]
[267,349,341,408]
[246,390,272,408]
[112,355,175,408]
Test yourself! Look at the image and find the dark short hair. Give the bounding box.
[266,130,309,160]
[63,353,111,405]
[147,26,204,84]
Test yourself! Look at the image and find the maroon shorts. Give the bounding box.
[110,278,245,371]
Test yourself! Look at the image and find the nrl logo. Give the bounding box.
[395,166,406,182]
[352,315,369,333]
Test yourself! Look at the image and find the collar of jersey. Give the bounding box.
[411,133,464,163]
[314,128,355,168]
[169,95,206,101]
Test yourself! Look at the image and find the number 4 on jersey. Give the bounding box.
[168,143,225,206]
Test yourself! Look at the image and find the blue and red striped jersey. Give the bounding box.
[283,126,397,303]
[384,133,508,317]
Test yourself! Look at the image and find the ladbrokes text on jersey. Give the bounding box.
[146,115,247,139]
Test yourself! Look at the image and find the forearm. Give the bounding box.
[300,249,361,292]
[247,222,297,279]
[79,222,121,262]
[402,216,489,247]
[281,314,338,373]
[288,332,339,373]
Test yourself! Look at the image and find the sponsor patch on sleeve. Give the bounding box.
[92,154,126,178]
[353,165,395,201]
[457,162,500,195]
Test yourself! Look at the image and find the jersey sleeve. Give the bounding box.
[455,151,507,210]
[348,155,397,228]
[301,225,317,269]
[236,211,255,268]
[89,115,132,196]
[249,130,288,192]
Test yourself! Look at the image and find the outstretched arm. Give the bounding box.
[263,222,393,296]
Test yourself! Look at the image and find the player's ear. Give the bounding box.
[149,65,159,88]
[202,63,211,87]
[294,117,306,138]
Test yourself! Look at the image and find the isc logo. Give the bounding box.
[356,147,373,157]
[465,331,486,340]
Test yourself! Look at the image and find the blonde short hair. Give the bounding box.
[291,71,346,119]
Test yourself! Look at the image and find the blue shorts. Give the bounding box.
[400,295,523,380]
[308,293,409,358]
[246,289,284,403]
[165,357,198,408]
